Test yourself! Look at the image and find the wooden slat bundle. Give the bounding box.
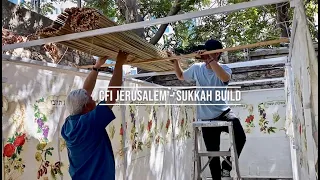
[36,7,174,72]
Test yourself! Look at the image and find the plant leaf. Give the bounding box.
[57,168,63,175]
[46,151,53,156]
[51,169,56,179]
[11,153,17,160]
[7,137,15,143]
[37,128,42,133]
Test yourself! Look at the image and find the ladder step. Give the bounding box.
[198,151,231,157]
[192,121,232,128]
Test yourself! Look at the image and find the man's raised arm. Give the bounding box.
[106,51,128,109]
[83,56,108,95]
[167,51,184,80]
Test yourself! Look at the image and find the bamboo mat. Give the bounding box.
[36,7,174,72]
[37,8,289,72]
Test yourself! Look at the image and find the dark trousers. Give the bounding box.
[202,109,246,180]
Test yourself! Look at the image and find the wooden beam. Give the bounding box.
[78,38,289,69]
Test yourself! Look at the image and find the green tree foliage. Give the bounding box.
[22,0,318,53]
[84,0,317,48]
[20,1,56,15]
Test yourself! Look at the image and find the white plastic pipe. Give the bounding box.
[2,0,288,51]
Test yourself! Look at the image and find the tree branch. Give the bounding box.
[149,0,183,45]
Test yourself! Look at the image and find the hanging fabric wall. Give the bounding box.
[3,61,292,180]
[285,0,318,179]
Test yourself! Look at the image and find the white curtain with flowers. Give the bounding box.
[285,0,318,179]
[3,60,293,180]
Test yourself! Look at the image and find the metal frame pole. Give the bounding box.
[77,0,81,8]
[120,78,128,180]
[1,54,165,88]
[2,0,288,51]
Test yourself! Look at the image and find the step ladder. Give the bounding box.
[191,121,241,180]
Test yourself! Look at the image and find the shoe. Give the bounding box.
[221,169,231,180]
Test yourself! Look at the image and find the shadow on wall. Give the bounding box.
[2,62,75,142]
[2,62,80,179]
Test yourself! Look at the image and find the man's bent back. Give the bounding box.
[61,101,115,180]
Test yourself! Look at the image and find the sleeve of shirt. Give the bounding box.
[183,64,197,81]
[222,65,232,85]
[92,101,116,128]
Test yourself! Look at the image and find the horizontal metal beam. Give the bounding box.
[198,151,231,157]
[229,77,285,85]
[1,54,164,88]
[2,54,285,88]
[125,56,287,78]
[2,0,288,51]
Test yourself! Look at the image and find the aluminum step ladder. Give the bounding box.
[192,121,241,180]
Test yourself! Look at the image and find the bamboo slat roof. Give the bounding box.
[36,7,176,72]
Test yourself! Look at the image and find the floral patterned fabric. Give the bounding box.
[285,2,318,180]
[3,62,292,179]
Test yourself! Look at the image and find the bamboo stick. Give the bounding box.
[78,38,289,69]
[130,38,290,65]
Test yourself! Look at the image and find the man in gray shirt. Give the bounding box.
[171,39,246,180]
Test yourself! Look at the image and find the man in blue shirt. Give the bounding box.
[171,39,246,180]
[61,51,128,180]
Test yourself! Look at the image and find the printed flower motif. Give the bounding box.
[37,143,47,151]
[13,134,26,147]
[176,108,191,140]
[108,125,116,139]
[273,112,280,123]
[119,123,127,136]
[3,132,27,178]
[165,119,170,129]
[36,118,44,128]
[130,112,135,122]
[129,105,143,152]
[147,120,153,131]
[180,118,185,127]
[159,121,164,131]
[244,104,255,133]
[59,138,66,152]
[35,152,42,162]
[34,98,50,142]
[155,136,160,144]
[42,126,49,139]
[258,103,277,134]
[140,122,145,134]
[35,143,63,179]
[120,126,124,136]
[299,124,302,135]
[3,144,15,157]
[245,115,254,123]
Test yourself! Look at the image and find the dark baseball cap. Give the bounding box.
[193,39,223,59]
[194,39,223,52]
[204,39,223,51]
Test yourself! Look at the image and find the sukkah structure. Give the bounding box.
[36,7,175,72]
